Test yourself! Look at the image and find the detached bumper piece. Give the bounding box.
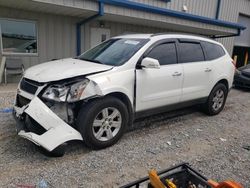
[234,74,250,89]
[13,96,83,152]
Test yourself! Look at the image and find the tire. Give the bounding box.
[76,96,129,149]
[203,83,228,116]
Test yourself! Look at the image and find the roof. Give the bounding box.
[114,33,223,45]
[113,34,153,39]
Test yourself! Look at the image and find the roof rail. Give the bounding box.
[150,31,241,39]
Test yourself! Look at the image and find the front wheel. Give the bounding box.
[203,83,228,116]
[76,96,129,149]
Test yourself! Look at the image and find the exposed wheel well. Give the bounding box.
[106,92,134,127]
[216,79,229,91]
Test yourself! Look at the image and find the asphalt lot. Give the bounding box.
[0,88,250,187]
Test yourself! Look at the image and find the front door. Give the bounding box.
[136,41,183,112]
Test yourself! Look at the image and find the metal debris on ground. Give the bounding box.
[220,138,227,142]
[166,141,172,146]
[243,145,250,151]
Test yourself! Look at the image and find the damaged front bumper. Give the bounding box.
[13,96,83,152]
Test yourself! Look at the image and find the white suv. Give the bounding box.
[13,34,235,155]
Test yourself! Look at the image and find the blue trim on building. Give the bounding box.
[76,0,246,56]
[76,2,104,55]
[216,0,222,19]
[99,0,246,30]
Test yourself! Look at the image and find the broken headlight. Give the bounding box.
[42,79,89,102]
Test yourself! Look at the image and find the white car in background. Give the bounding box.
[13,34,235,156]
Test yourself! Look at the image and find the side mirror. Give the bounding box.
[140,57,160,69]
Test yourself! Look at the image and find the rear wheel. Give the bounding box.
[76,96,129,149]
[203,83,228,115]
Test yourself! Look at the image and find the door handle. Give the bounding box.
[205,68,212,72]
[172,72,182,76]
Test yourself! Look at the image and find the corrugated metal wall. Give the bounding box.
[218,0,250,54]
[99,0,250,55]
[83,20,167,51]
[0,7,78,69]
[32,0,98,11]
[132,0,218,18]
[35,0,218,19]
[0,0,249,83]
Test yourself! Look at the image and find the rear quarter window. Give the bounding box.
[201,42,226,61]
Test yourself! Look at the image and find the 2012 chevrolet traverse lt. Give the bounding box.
[13,34,235,156]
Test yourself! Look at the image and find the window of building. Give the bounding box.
[202,42,226,60]
[178,42,205,63]
[0,19,37,54]
[147,42,177,65]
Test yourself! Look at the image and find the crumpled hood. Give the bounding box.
[24,58,113,82]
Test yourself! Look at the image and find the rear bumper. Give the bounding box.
[234,74,250,89]
[13,96,83,151]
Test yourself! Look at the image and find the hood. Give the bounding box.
[24,58,113,82]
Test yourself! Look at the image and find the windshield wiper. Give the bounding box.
[78,57,104,65]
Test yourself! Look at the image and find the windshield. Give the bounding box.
[77,38,149,66]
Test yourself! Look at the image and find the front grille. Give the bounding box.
[20,78,43,94]
[16,94,31,107]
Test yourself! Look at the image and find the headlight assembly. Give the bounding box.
[67,79,89,102]
[42,79,89,102]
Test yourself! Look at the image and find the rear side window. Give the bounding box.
[147,43,177,65]
[202,42,226,60]
[178,42,205,63]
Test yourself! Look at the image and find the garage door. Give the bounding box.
[235,15,250,47]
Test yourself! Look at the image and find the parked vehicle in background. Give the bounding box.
[13,34,235,156]
[234,64,250,89]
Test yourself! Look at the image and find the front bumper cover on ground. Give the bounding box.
[13,96,83,151]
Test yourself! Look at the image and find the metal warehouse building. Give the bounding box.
[0,0,250,82]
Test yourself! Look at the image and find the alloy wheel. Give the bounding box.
[92,107,122,141]
[212,89,225,111]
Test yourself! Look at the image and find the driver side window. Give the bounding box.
[147,42,177,65]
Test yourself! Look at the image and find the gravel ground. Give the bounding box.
[0,88,250,187]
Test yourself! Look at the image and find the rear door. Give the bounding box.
[201,41,230,90]
[136,40,183,112]
[177,39,212,102]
